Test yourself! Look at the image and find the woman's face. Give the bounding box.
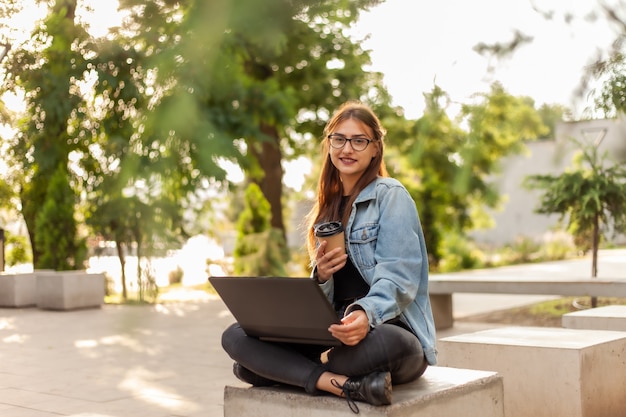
[328,118,378,194]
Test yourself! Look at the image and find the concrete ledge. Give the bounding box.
[429,277,626,296]
[0,273,37,307]
[563,305,626,331]
[429,294,453,330]
[429,277,626,329]
[36,271,105,310]
[224,366,504,417]
[438,326,626,417]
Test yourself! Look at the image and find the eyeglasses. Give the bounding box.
[327,134,374,151]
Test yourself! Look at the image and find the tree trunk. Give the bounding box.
[591,212,600,308]
[591,212,599,278]
[116,239,128,300]
[252,123,286,240]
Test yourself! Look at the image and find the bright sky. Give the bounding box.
[352,0,619,119]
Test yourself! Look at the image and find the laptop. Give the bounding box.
[209,276,341,346]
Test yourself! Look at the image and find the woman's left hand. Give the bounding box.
[329,309,369,346]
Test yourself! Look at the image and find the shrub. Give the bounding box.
[168,266,184,285]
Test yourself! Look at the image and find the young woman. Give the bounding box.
[221,101,437,413]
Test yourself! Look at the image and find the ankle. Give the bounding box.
[316,372,347,396]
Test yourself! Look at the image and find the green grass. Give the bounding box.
[461,296,626,327]
[528,297,626,317]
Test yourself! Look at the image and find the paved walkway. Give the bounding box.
[1,249,623,417]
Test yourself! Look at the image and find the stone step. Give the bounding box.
[0,273,37,307]
[224,366,503,417]
[562,305,626,331]
[36,271,105,310]
[438,326,626,417]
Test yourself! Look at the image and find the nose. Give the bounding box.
[342,140,356,152]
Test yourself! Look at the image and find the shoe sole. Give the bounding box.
[370,371,392,406]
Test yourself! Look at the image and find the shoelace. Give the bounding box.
[331,378,360,414]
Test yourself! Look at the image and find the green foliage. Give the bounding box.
[569,219,595,253]
[592,50,626,118]
[437,233,482,273]
[168,266,184,285]
[524,137,626,274]
[537,103,571,138]
[0,0,577,282]
[233,183,289,276]
[525,140,626,239]
[391,82,549,268]
[538,231,576,261]
[135,0,389,235]
[2,0,89,268]
[34,165,85,270]
[499,236,542,264]
[235,183,272,237]
[1,0,387,291]
[0,176,13,206]
[4,231,32,266]
[136,259,159,304]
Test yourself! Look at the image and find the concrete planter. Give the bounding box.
[0,273,37,307]
[36,270,105,311]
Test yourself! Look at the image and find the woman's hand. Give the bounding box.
[329,309,369,346]
[315,240,348,282]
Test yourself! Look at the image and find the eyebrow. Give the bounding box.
[333,133,369,138]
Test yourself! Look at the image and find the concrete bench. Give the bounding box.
[224,366,504,417]
[0,273,37,307]
[437,326,626,417]
[562,305,626,331]
[429,277,626,329]
[36,270,105,310]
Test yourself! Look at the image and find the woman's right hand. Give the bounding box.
[315,240,348,282]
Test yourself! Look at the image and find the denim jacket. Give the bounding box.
[315,177,438,365]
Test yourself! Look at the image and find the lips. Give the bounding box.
[340,157,357,164]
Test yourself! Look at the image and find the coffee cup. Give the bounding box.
[314,221,345,254]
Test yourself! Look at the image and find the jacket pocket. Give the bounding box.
[349,223,379,269]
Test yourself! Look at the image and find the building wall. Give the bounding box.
[470,117,626,246]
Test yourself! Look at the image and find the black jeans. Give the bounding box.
[221,321,427,394]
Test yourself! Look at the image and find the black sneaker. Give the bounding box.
[232,363,276,387]
[332,371,392,413]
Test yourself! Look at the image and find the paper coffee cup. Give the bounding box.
[314,221,345,254]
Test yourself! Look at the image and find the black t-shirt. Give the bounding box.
[333,256,369,301]
[333,195,370,303]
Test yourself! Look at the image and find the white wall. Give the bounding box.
[471,117,626,246]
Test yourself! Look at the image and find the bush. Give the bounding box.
[104,273,116,296]
[437,233,483,272]
[168,266,184,285]
[5,232,32,266]
[539,231,576,261]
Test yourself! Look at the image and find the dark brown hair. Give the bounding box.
[306,100,389,260]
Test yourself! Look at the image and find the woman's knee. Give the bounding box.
[391,351,427,384]
[221,322,244,354]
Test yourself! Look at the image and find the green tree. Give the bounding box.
[537,103,571,139]
[233,183,288,276]
[391,83,548,268]
[524,138,626,295]
[132,0,388,240]
[34,165,85,269]
[1,0,387,287]
[590,49,626,139]
[1,0,88,269]
[81,34,182,300]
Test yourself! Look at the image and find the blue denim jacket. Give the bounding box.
[316,177,438,365]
